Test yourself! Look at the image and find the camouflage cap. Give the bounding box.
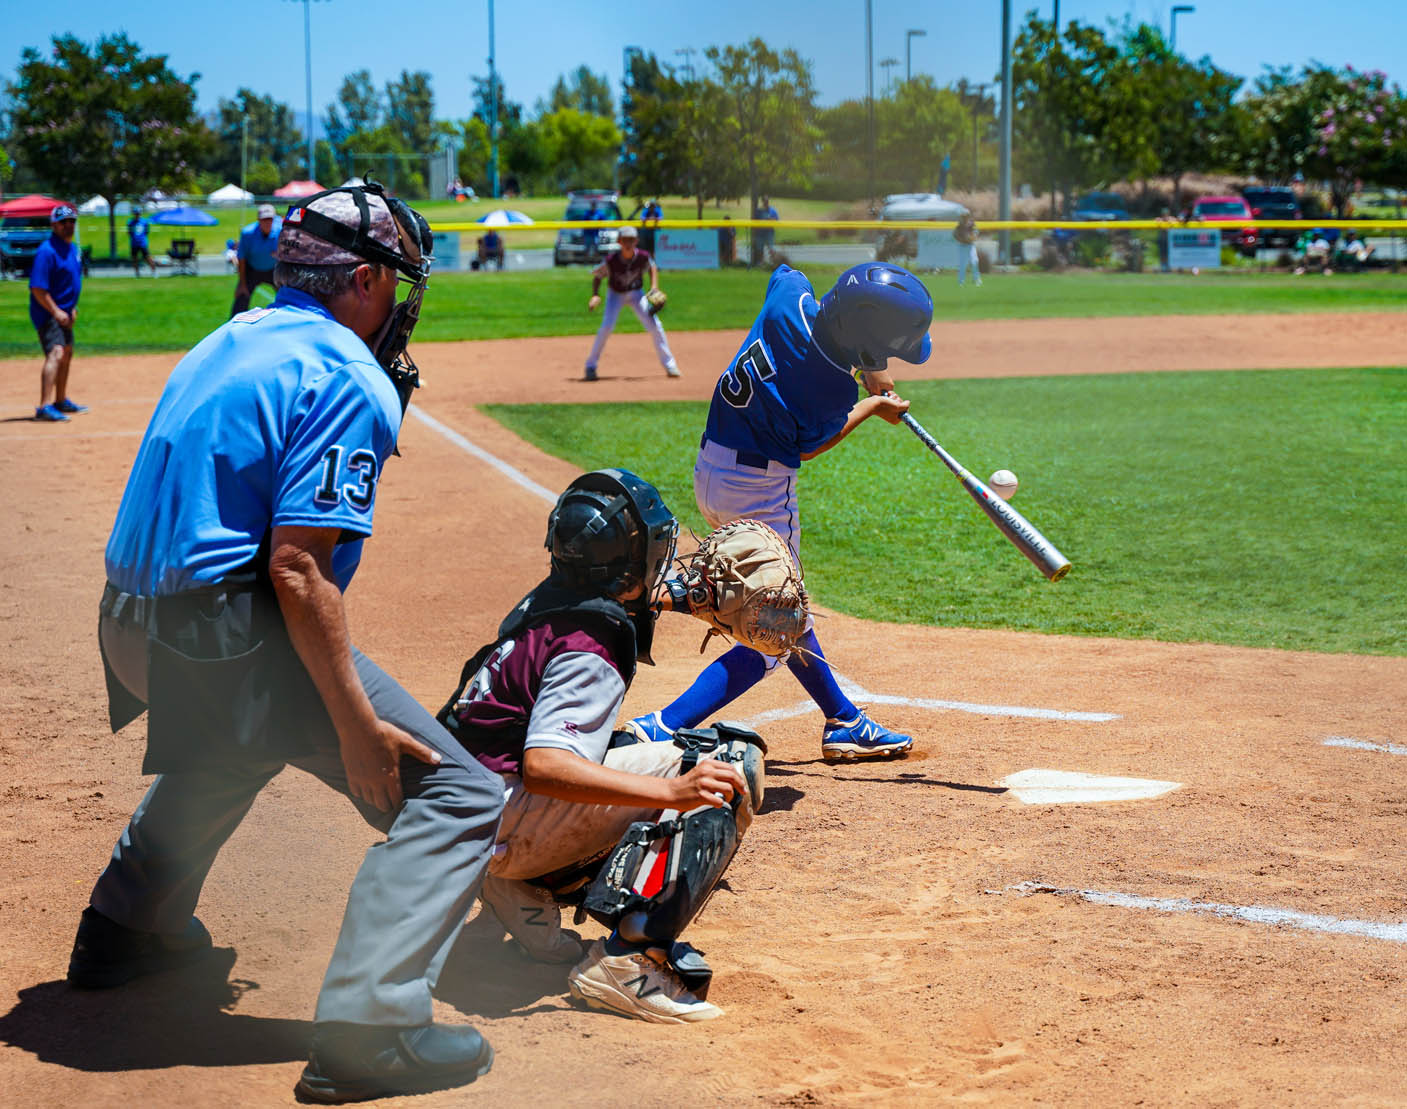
[276,189,400,266]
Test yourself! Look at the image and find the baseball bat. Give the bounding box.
[899,411,1071,582]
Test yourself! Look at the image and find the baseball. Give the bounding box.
[989,469,1019,500]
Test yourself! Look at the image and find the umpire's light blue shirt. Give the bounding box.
[28,234,83,330]
[237,216,283,272]
[105,287,402,596]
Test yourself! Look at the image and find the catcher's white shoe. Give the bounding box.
[567,939,722,1024]
[479,875,584,964]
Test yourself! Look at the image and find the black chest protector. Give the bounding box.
[435,578,642,752]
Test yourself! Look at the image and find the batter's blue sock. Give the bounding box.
[786,630,858,721]
[659,645,768,730]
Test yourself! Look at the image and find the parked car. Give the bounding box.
[553,189,624,266]
[1070,191,1130,221]
[0,215,53,278]
[1191,196,1258,255]
[875,193,969,261]
[1240,186,1301,248]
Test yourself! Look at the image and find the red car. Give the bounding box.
[1192,196,1258,255]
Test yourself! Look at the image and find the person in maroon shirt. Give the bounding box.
[583,225,680,381]
[439,469,765,1025]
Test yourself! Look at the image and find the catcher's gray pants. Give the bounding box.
[89,629,504,1028]
[584,287,678,373]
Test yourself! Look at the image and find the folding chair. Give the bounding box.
[167,239,197,276]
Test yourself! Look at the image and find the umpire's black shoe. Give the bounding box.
[66,906,214,989]
[296,1022,494,1104]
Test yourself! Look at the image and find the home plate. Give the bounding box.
[998,769,1182,804]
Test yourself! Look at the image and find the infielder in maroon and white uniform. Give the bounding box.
[583,225,680,381]
[438,469,764,1025]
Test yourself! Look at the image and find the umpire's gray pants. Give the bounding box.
[89,635,504,1028]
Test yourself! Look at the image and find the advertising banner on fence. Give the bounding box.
[1168,228,1221,269]
[916,230,957,271]
[654,228,719,270]
[431,231,461,271]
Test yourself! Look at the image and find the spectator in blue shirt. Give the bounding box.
[29,205,88,422]
[127,212,155,277]
[230,203,283,317]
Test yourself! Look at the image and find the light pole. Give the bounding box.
[865,0,875,207]
[675,46,697,81]
[968,83,992,192]
[905,29,926,84]
[282,0,326,180]
[999,0,1013,263]
[1171,4,1194,53]
[488,0,499,199]
[879,57,898,96]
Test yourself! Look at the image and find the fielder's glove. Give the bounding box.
[644,288,667,316]
[668,519,809,657]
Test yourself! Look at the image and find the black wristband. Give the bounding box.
[665,578,689,610]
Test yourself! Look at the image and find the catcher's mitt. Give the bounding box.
[676,519,808,657]
[644,288,667,316]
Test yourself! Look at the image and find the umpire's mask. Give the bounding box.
[276,180,433,418]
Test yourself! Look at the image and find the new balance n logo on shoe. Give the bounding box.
[623,974,663,999]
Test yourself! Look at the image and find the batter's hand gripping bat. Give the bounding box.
[899,411,1071,581]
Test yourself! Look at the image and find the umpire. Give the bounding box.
[229,202,282,317]
[69,183,505,1103]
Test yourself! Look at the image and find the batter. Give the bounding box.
[627,262,934,760]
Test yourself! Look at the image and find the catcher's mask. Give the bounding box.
[547,469,678,609]
[816,263,933,371]
[280,180,432,417]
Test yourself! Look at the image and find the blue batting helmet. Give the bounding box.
[817,263,933,370]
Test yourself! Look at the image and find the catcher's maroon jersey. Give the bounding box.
[450,615,627,775]
[594,248,652,293]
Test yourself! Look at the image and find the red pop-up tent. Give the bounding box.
[273,180,323,198]
[0,193,70,218]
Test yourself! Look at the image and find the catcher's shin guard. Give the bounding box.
[581,723,765,990]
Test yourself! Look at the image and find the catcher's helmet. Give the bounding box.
[547,469,678,600]
[817,263,933,370]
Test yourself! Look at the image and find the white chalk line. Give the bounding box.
[413,408,1123,725]
[1004,882,1407,944]
[1324,735,1407,757]
[739,675,1119,728]
[409,406,557,503]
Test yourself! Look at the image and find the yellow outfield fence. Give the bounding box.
[435,218,1407,233]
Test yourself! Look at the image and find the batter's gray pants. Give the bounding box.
[88,640,504,1028]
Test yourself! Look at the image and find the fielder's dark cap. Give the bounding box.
[50,204,77,223]
[277,190,399,266]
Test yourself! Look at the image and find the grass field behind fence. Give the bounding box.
[4,268,1406,358]
[487,369,1407,656]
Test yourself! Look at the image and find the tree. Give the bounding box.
[213,88,304,186]
[385,70,435,153]
[546,66,614,118]
[8,33,212,257]
[705,38,819,222]
[324,69,381,157]
[472,73,522,130]
[454,117,491,191]
[877,78,968,193]
[1301,67,1406,215]
[1010,16,1122,215]
[534,108,621,191]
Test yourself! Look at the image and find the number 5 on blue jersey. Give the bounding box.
[720,339,777,409]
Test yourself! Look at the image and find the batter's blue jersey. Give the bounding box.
[105,287,403,596]
[703,266,857,469]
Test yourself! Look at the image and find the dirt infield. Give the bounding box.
[1,313,1403,1106]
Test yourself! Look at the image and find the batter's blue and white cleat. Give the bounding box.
[623,711,675,744]
[821,711,913,761]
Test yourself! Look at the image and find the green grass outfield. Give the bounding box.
[487,370,1406,656]
[3,268,1405,357]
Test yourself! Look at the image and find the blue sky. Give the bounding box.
[5,0,1400,134]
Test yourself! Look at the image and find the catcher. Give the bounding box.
[436,470,798,1024]
[582,224,680,381]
